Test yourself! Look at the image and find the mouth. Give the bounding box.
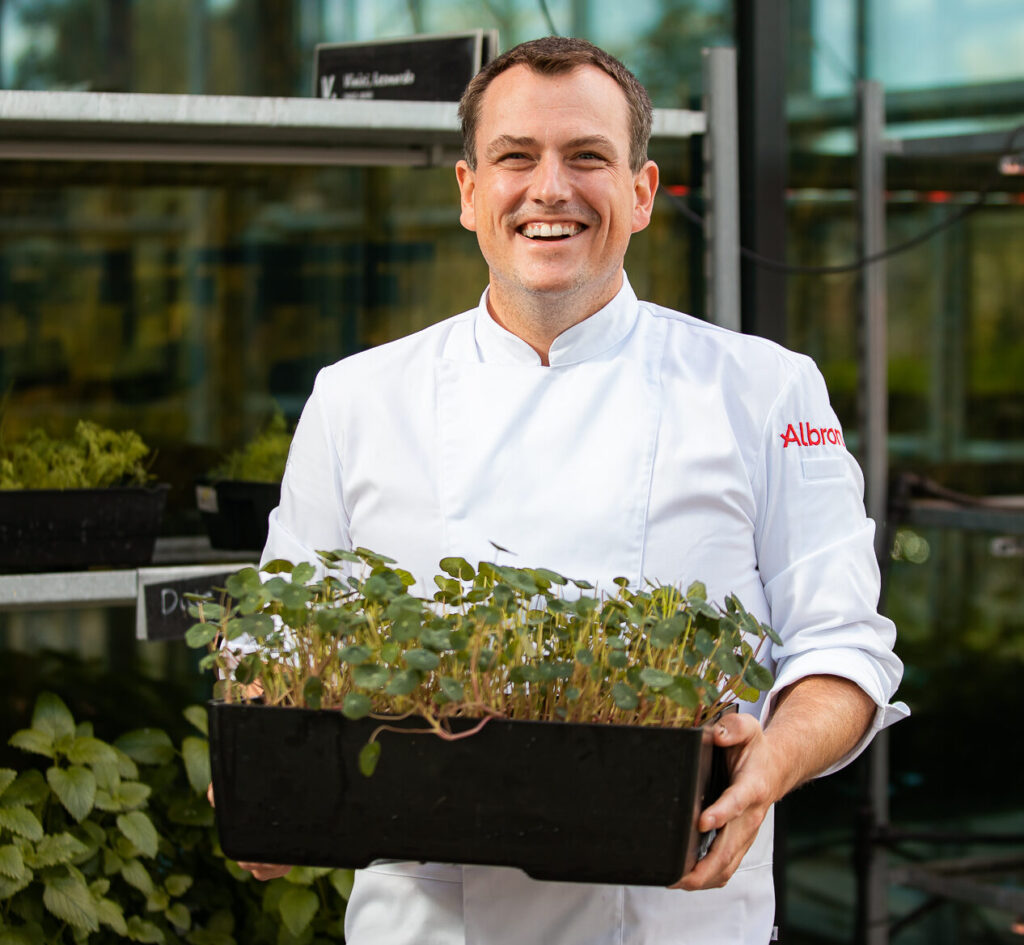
[517,221,586,241]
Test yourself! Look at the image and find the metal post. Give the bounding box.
[857,79,888,561]
[857,78,890,945]
[702,47,741,332]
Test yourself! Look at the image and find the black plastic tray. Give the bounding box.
[196,480,279,551]
[0,485,168,572]
[208,701,729,886]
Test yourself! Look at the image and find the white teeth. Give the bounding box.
[521,222,581,239]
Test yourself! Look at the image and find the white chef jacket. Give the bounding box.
[263,274,908,945]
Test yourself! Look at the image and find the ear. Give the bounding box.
[630,160,659,233]
[455,160,477,232]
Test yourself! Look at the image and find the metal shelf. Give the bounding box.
[0,561,250,612]
[0,90,705,166]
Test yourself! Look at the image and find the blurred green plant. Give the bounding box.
[189,549,779,776]
[0,692,350,944]
[210,414,291,485]
[0,422,151,490]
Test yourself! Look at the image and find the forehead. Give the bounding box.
[476,64,631,147]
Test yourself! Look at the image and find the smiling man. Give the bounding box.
[454,59,657,361]
[249,36,907,944]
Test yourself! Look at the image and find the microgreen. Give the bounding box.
[189,551,779,775]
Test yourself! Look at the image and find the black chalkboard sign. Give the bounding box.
[314,30,498,102]
[138,569,241,642]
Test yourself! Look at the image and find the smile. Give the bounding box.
[518,221,586,240]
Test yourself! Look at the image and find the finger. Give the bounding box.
[671,815,758,890]
[698,775,762,832]
[237,862,291,881]
[712,711,761,747]
[206,783,215,807]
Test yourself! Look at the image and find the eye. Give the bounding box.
[496,151,533,166]
[572,151,608,165]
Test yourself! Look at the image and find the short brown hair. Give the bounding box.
[458,36,653,173]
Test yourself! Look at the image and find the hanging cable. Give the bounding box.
[661,121,1024,276]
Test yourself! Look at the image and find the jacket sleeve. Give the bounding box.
[752,356,908,775]
[262,368,351,574]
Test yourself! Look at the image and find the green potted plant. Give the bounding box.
[0,691,352,943]
[196,412,292,552]
[189,548,779,886]
[0,420,166,572]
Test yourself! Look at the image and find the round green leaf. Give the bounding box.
[358,742,381,778]
[404,649,440,672]
[664,676,699,709]
[638,668,675,690]
[303,677,324,710]
[439,556,475,581]
[743,660,775,691]
[184,623,219,649]
[262,558,294,574]
[237,613,274,640]
[352,664,390,691]
[342,692,372,720]
[339,644,372,665]
[384,669,420,697]
[439,677,464,702]
[611,681,639,711]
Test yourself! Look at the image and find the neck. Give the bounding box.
[486,276,622,365]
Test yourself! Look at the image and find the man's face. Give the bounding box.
[456,64,658,316]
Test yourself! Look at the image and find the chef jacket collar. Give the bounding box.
[472,274,640,366]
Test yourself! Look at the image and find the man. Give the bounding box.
[244,36,907,944]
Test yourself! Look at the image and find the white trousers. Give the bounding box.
[344,808,775,945]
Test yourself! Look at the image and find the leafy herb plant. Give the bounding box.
[189,549,780,776]
[0,422,151,491]
[209,413,291,484]
[0,692,352,945]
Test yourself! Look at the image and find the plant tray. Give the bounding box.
[196,480,280,551]
[207,701,729,886]
[0,485,168,573]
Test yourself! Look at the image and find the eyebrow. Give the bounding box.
[484,134,620,160]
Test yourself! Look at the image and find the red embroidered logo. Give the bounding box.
[780,422,845,448]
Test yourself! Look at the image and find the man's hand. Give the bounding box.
[671,674,876,891]
[206,782,293,882]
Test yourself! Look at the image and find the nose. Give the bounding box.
[529,153,572,206]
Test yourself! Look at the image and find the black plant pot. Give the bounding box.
[208,701,729,886]
[0,484,169,573]
[195,480,280,551]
